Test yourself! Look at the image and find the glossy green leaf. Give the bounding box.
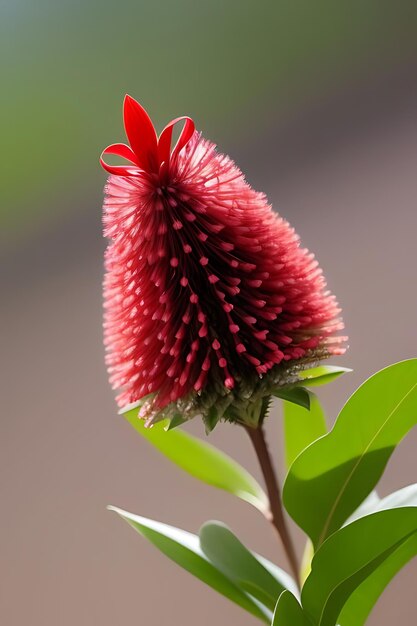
[345,491,381,524]
[283,391,326,469]
[122,407,268,513]
[199,522,297,611]
[338,532,417,625]
[347,484,417,525]
[283,392,327,586]
[300,540,314,586]
[272,591,312,625]
[108,507,272,623]
[301,507,417,626]
[297,365,352,387]
[283,359,417,547]
[273,386,311,410]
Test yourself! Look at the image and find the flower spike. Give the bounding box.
[101,96,346,428]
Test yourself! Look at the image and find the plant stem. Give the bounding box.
[245,424,299,585]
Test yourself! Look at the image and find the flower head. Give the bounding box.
[101,95,345,428]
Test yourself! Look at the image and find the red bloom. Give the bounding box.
[101,96,345,426]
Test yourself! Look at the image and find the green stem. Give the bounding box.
[245,424,300,586]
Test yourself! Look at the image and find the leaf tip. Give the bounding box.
[107,505,126,518]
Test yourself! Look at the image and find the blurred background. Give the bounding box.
[1,1,417,624]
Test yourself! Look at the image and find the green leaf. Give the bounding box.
[122,408,268,513]
[283,391,327,469]
[199,522,297,612]
[301,508,417,626]
[108,507,272,623]
[283,392,327,587]
[345,491,381,524]
[297,365,352,387]
[337,532,417,625]
[283,359,417,547]
[347,484,417,525]
[300,540,314,586]
[272,591,312,625]
[273,386,311,410]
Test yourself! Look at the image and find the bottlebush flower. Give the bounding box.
[101,96,345,428]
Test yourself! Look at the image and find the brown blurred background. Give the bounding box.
[1,2,417,625]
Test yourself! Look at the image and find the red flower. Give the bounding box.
[101,95,345,427]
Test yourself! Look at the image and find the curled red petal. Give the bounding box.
[100,143,142,176]
[123,95,158,173]
[158,116,195,172]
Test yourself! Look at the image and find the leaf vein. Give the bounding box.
[317,380,417,545]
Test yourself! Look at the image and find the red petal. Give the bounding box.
[158,116,195,172]
[123,95,158,173]
[100,143,142,176]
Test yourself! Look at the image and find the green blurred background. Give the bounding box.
[1,2,417,625]
[2,0,416,238]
